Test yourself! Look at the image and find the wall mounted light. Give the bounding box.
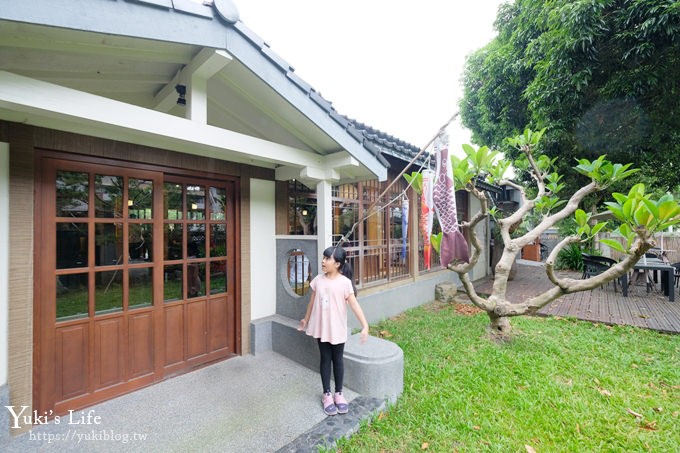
[175,84,186,106]
[301,209,308,216]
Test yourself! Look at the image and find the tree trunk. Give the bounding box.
[491,242,518,281]
[487,312,512,342]
[491,239,502,273]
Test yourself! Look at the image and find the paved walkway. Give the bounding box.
[475,260,680,334]
[3,351,383,453]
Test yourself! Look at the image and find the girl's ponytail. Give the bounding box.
[323,245,358,296]
[340,260,357,296]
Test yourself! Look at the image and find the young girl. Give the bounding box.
[298,245,369,416]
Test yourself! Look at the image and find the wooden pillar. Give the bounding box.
[409,187,419,279]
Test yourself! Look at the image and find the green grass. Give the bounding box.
[56,274,227,319]
[56,280,155,319]
[334,302,680,452]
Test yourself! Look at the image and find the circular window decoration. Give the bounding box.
[287,248,311,296]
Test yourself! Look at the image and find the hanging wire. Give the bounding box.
[334,112,459,248]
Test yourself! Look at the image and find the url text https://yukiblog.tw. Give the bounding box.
[29,429,148,445]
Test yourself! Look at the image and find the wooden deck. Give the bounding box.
[475,262,680,334]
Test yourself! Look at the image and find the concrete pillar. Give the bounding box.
[250,179,276,320]
[187,76,207,123]
[316,180,332,274]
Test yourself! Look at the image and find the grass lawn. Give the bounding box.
[334,302,679,452]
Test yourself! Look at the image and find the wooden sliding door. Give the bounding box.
[35,155,238,414]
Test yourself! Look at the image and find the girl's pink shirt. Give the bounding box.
[305,273,354,345]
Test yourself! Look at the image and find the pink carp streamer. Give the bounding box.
[433,144,470,267]
[420,169,435,269]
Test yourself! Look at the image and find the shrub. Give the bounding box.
[555,243,583,270]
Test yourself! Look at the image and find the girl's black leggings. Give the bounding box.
[317,340,345,394]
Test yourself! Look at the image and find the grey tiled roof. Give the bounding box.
[345,118,426,167]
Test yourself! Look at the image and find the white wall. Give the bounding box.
[0,143,8,386]
[249,179,276,320]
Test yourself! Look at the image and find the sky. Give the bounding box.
[234,0,506,152]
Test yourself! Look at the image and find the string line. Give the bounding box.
[334,112,459,248]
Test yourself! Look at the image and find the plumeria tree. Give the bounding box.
[408,128,680,341]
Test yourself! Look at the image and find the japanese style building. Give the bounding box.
[0,0,493,437]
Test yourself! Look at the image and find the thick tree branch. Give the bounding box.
[452,184,489,274]
[514,181,598,249]
[545,235,581,286]
[459,272,493,311]
[494,231,657,318]
[497,179,524,192]
[523,145,546,192]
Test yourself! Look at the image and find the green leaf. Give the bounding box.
[404,172,423,194]
[574,209,588,226]
[634,207,652,227]
[474,146,487,168]
[610,163,638,182]
[591,222,607,236]
[622,199,634,220]
[599,238,626,253]
[618,223,632,239]
[461,143,475,158]
[628,183,645,198]
[488,159,511,183]
[641,198,659,219]
[430,232,442,254]
[658,220,680,231]
[658,201,680,222]
[604,202,625,221]
[611,193,627,205]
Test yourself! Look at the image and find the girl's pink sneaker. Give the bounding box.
[322,392,337,416]
[334,391,348,414]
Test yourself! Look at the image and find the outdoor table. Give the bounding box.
[621,258,675,302]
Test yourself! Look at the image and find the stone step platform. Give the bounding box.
[253,315,404,403]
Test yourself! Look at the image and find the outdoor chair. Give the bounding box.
[582,254,620,292]
[672,262,680,288]
[581,253,599,279]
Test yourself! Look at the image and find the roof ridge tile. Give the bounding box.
[309,90,333,113]
[233,21,266,48]
[286,72,313,94]
[261,45,294,72]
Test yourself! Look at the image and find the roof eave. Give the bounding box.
[0,0,389,181]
